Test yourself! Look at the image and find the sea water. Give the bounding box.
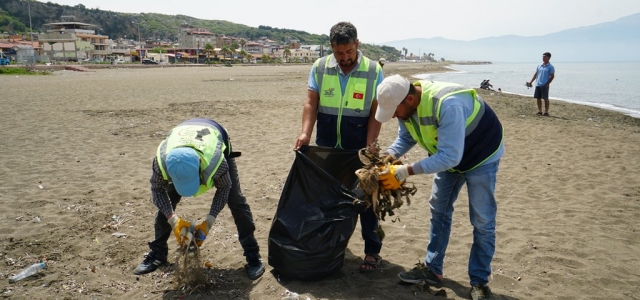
[413,62,640,118]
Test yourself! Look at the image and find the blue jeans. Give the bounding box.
[424,160,499,286]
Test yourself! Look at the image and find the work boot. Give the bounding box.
[245,252,265,280]
[133,251,167,275]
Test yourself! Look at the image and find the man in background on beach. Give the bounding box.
[480,79,493,91]
[293,21,385,271]
[528,52,555,116]
[134,118,265,280]
[374,75,504,300]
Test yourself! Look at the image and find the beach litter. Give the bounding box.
[281,289,300,300]
[170,219,217,295]
[355,141,417,222]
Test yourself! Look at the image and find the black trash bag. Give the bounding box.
[268,146,364,280]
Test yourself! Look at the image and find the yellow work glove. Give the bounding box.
[168,215,191,246]
[194,215,216,247]
[379,164,410,190]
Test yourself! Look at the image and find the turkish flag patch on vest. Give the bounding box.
[353,92,364,100]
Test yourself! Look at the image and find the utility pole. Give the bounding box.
[27,0,34,41]
[133,20,141,63]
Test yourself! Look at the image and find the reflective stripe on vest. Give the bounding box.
[314,55,380,147]
[402,81,484,158]
[156,121,226,196]
[315,56,379,117]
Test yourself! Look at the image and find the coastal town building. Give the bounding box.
[38,17,112,62]
[244,42,264,54]
[177,25,215,49]
[0,35,39,64]
[1,14,328,65]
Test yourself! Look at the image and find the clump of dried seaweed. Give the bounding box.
[355,141,417,223]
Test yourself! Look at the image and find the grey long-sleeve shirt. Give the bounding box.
[149,157,231,218]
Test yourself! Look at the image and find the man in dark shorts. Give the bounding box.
[527,52,555,116]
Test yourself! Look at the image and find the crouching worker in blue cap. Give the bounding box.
[134,118,265,280]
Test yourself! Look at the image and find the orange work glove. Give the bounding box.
[194,215,216,247]
[168,215,191,246]
[379,164,410,190]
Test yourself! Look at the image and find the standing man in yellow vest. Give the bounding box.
[294,21,385,271]
[133,118,265,280]
[375,75,504,300]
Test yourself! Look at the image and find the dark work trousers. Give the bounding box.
[148,157,260,262]
[352,185,382,255]
[359,199,382,256]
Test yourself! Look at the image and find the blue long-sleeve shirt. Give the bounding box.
[386,92,504,174]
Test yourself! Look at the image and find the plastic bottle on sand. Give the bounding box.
[281,290,299,300]
[9,262,46,283]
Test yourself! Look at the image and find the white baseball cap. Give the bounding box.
[375,74,410,123]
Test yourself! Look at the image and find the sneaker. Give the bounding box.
[397,263,443,285]
[470,284,495,300]
[246,259,265,280]
[133,252,167,275]
[244,253,265,280]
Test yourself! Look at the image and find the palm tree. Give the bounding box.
[225,47,234,60]
[402,47,408,60]
[231,42,239,59]
[203,42,215,63]
[239,49,248,63]
[221,45,229,60]
[240,38,246,50]
[283,47,291,63]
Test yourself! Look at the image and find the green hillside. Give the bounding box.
[0,0,401,60]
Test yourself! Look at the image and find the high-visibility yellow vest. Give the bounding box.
[313,55,381,149]
[157,120,226,196]
[402,81,504,172]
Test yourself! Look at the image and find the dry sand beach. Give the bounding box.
[1,62,639,299]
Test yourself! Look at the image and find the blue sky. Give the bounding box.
[37,0,640,43]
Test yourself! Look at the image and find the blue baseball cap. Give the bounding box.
[166,147,200,197]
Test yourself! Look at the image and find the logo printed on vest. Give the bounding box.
[195,128,211,141]
[324,88,335,97]
[353,92,364,100]
[177,128,207,150]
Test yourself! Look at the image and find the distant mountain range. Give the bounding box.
[381,13,640,62]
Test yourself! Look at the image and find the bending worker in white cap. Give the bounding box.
[375,75,504,300]
[134,118,265,280]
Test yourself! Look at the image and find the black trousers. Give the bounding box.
[147,157,260,261]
